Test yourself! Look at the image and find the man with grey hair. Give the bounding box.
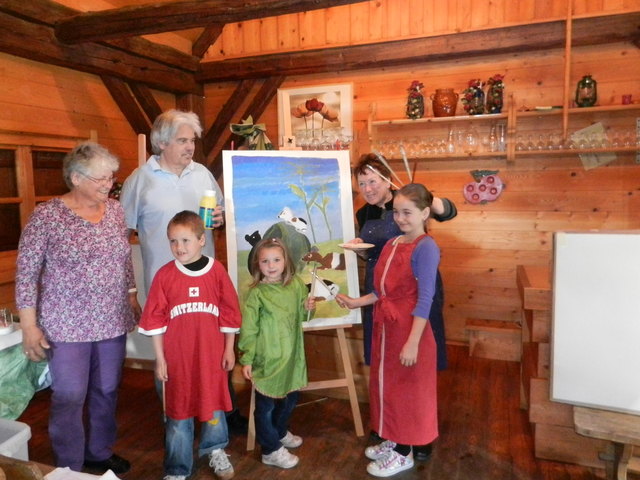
[121,109,224,293]
[120,109,248,435]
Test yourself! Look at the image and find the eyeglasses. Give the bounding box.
[81,172,116,186]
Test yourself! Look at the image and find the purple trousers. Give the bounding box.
[47,335,127,471]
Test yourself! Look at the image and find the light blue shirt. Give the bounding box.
[120,155,223,294]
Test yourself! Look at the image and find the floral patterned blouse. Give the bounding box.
[16,198,136,342]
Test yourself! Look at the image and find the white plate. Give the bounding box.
[338,243,375,250]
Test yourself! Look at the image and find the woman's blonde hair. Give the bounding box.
[249,237,296,287]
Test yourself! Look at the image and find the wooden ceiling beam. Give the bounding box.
[192,25,225,58]
[0,11,202,95]
[54,0,368,44]
[202,79,258,157]
[207,76,285,176]
[101,75,153,152]
[128,83,164,124]
[197,13,640,81]
[102,37,199,72]
[0,0,199,72]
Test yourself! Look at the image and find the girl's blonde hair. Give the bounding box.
[249,238,296,287]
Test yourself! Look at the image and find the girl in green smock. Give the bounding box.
[239,238,315,469]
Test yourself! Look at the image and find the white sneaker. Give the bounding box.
[367,450,414,477]
[365,440,396,460]
[208,448,234,479]
[261,446,299,469]
[163,476,186,480]
[280,431,303,449]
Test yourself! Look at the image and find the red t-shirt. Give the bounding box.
[139,258,241,420]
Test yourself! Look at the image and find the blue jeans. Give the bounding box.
[254,390,299,455]
[47,335,126,471]
[164,411,229,477]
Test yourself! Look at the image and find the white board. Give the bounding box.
[551,231,640,415]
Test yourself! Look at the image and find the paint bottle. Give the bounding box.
[199,189,217,229]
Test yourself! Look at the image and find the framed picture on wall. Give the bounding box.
[277,83,353,149]
[222,149,361,328]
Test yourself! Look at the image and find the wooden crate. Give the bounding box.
[529,378,573,427]
[520,342,537,409]
[465,318,521,361]
[523,308,552,343]
[533,423,608,469]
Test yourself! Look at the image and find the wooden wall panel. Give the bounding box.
[0,51,175,177]
[325,6,351,45]
[204,0,640,61]
[259,17,279,52]
[276,13,300,50]
[299,10,326,48]
[241,20,262,54]
[0,251,17,310]
[226,36,640,345]
[349,3,370,42]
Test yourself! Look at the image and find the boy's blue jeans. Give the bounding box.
[254,390,299,455]
[164,410,229,476]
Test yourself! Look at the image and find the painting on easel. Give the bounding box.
[222,150,360,328]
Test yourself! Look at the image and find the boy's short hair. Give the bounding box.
[167,210,205,238]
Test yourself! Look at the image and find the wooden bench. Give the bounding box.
[465,318,521,361]
[574,406,640,480]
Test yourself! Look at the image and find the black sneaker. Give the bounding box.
[414,443,433,462]
[84,454,131,474]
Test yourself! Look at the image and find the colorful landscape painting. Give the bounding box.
[222,150,361,328]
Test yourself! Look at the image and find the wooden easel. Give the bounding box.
[246,324,364,450]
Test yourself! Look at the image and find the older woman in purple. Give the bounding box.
[16,142,139,474]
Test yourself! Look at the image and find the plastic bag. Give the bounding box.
[0,344,48,419]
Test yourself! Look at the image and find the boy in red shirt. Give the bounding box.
[139,210,241,480]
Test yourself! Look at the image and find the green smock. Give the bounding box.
[239,276,308,398]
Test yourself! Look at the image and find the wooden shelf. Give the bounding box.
[568,104,640,114]
[514,146,639,157]
[369,95,640,165]
[516,109,563,118]
[516,104,640,118]
[386,152,508,161]
[370,112,508,127]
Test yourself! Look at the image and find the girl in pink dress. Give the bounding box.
[337,183,439,477]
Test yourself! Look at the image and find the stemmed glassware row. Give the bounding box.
[515,129,640,151]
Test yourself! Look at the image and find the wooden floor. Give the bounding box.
[19,345,621,480]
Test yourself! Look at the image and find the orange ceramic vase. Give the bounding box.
[431,88,459,117]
